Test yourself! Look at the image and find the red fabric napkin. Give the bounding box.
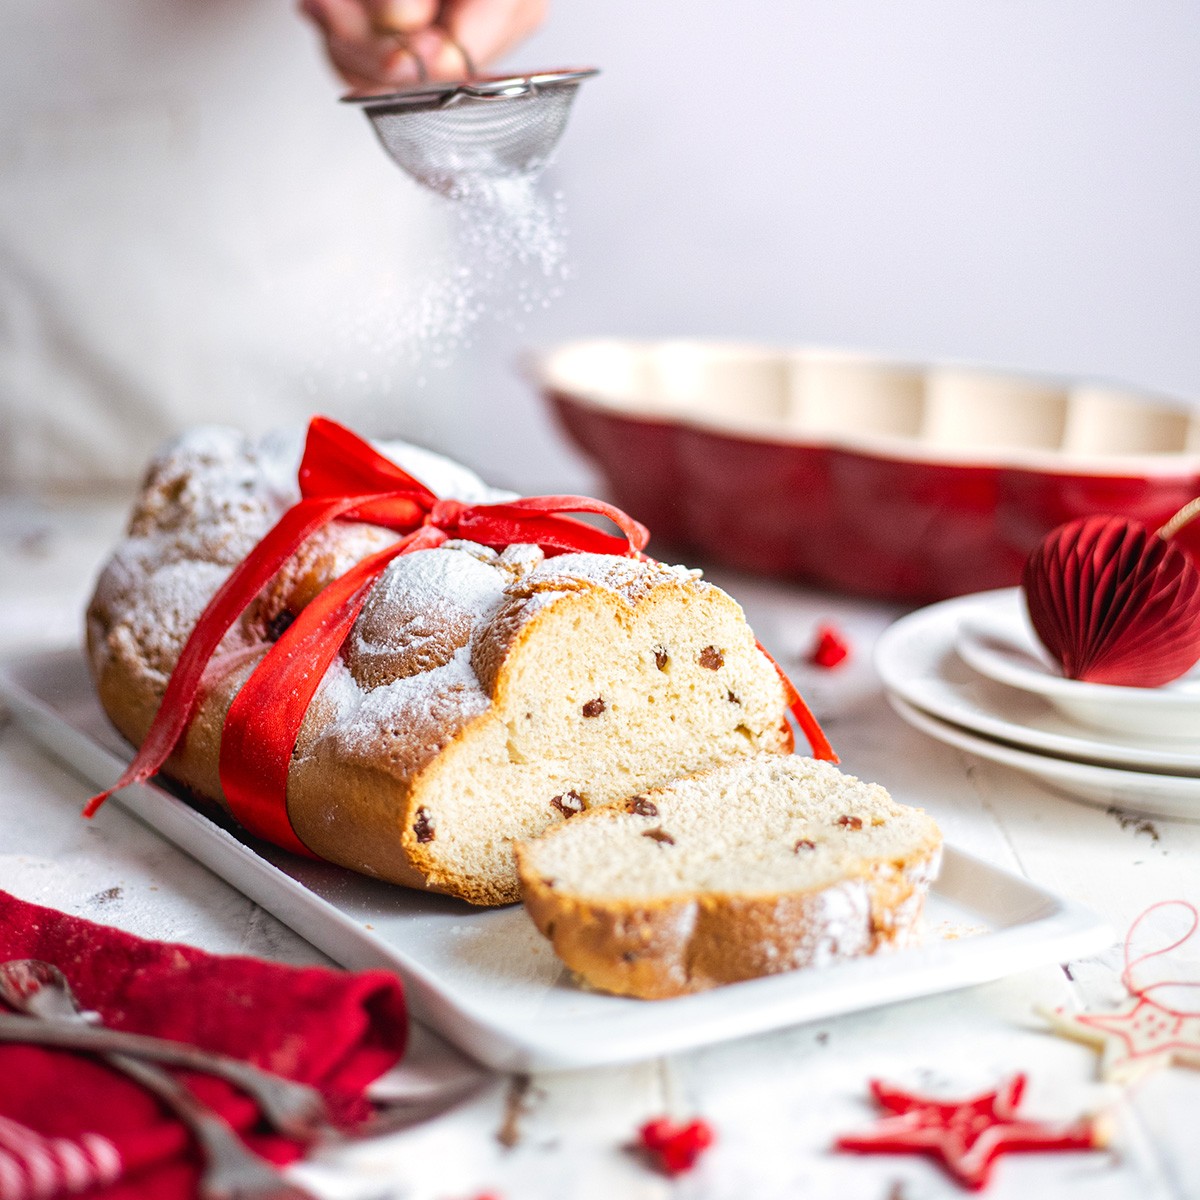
[0,889,408,1200]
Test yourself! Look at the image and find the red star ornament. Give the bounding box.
[835,1074,1107,1191]
[1039,997,1200,1082]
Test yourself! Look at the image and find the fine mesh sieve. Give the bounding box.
[345,69,598,199]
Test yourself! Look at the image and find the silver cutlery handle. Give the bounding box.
[0,1013,332,1142]
[98,1052,315,1200]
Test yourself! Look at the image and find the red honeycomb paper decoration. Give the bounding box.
[1022,514,1200,688]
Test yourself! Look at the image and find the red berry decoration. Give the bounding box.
[637,1117,715,1175]
[1022,514,1200,687]
[809,623,851,669]
[836,1075,1105,1191]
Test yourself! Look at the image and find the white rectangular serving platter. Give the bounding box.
[0,647,1112,1073]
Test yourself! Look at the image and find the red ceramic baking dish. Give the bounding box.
[533,340,1200,602]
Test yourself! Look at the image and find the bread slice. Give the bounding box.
[515,755,942,998]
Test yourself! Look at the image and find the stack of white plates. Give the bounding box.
[874,588,1200,820]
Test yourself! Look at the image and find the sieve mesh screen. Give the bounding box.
[350,70,595,199]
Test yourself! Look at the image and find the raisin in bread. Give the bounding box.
[86,428,793,905]
[515,755,942,997]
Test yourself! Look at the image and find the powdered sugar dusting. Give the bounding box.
[366,547,509,630]
[399,180,570,374]
[517,553,703,605]
[348,545,521,688]
[798,879,874,968]
[326,643,491,764]
[91,431,286,679]
[314,179,571,387]
[321,542,560,776]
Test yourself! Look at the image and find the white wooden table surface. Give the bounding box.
[3,494,1199,1200]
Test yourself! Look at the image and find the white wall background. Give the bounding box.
[2,2,1197,494]
[459,0,1200,491]
[0,0,457,487]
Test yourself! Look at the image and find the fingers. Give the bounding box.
[299,0,425,89]
[331,38,426,92]
[440,0,549,69]
[299,0,549,91]
[365,0,439,34]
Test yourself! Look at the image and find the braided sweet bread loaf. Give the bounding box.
[86,426,794,904]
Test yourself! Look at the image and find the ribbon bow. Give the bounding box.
[88,417,833,858]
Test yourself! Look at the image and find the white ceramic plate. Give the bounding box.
[888,693,1200,821]
[0,647,1112,1073]
[952,590,1200,739]
[875,591,1200,775]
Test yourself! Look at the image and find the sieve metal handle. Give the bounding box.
[443,80,537,105]
[373,21,477,87]
[437,27,478,81]
[374,25,430,83]
[342,68,598,112]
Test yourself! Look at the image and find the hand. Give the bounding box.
[299,0,548,91]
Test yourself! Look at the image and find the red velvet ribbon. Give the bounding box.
[87,417,835,856]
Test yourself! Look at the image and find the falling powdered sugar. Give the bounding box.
[401,176,571,369]
[309,174,571,397]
